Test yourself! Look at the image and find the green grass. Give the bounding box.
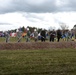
[0,49,76,75]
[0,37,38,43]
[0,37,27,43]
[0,36,74,43]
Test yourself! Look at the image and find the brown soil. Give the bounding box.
[0,41,76,50]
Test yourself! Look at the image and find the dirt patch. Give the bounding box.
[0,42,76,50]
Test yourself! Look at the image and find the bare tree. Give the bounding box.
[59,23,69,30]
[48,26,56,31]
[73,25,76,30]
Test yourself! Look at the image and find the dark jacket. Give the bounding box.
[57,30,62,38]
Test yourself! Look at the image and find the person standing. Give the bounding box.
[26,28,31,42]
[40,29,46,42]
[57,29,62,42]
[34,29,38,42]
[5,31,10,43]
[49,30,56,42]
[16,29,22,42]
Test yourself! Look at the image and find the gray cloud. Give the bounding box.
[0,23,12,25]
[0,0,76,14]
[22,13,44,22]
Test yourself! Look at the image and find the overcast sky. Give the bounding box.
[0,0,76,31]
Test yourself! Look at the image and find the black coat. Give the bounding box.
[41,30,46,38]
[57,30,62,38]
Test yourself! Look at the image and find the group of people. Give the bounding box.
[4,28,76,43]
[49,29,62,42]
[4,28,39,43]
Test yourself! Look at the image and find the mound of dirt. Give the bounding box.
[0,42,76,50]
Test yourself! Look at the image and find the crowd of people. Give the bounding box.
[3,27,76,43]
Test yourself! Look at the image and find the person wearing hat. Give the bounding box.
[16,29,22,42]
[26,28,31,42]
[34,29,38,42]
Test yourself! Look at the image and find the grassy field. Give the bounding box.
[0,49,76,75]
[0,37,26,43]
[0,37,40,43]
[0,37,74,43]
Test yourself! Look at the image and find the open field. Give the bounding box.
[0,49,76,75]
[0,37,76,75]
